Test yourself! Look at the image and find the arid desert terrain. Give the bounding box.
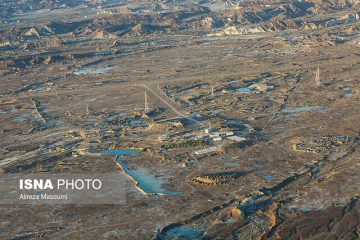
[1,0,360,239]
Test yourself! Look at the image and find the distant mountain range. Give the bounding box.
[0,0,359,63]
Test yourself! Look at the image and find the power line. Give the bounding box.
[144,91,149,113]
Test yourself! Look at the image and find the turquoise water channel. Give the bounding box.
[281,106,323,113]
[159,225,205,240]
[102,149,181,195]
[74,68,107,75]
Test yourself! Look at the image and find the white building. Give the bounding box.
[213,136,222,141]
[204,128,213,134]
[227,136,246,142]
[209,131,234,138]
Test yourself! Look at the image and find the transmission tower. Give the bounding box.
[144,91,149,113]
[315,67,321,87]
[85,103,89,116]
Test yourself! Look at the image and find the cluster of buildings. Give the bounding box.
[205,128,246,142]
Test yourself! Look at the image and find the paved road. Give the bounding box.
[135,83,204,127]
[1,82,205,127]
